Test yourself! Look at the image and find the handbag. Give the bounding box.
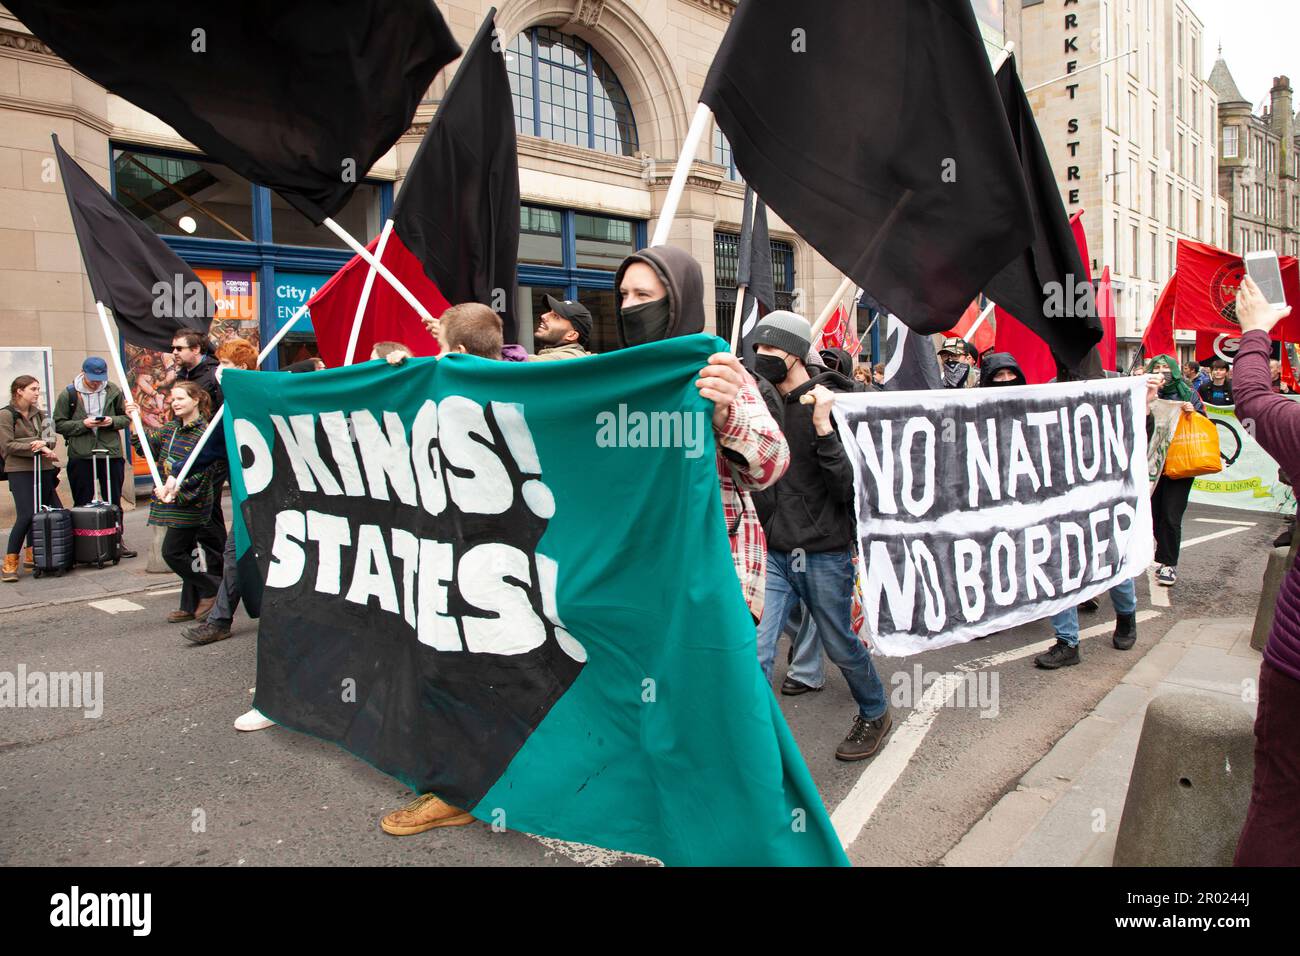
[1162,410,1222,479]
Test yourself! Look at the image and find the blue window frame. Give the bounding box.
[109,142,392,370]
[508,27,639,156]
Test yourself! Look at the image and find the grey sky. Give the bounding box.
[1192,0,1299,110]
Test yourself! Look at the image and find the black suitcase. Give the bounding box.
[71,451,121,568]
[31,456,73,577]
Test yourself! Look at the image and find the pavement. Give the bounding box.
[943,616,1261,867]
[0,501,174,611]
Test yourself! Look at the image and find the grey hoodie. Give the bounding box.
[613,245,706,343]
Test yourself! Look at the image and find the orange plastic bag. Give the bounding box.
[1162,411,1222,479]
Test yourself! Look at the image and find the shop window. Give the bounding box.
[268,183,382,249]
[713,232,795,341]
[112,147,254,241]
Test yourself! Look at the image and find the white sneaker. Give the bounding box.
[234,707,274,732]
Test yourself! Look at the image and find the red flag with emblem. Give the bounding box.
[1174,240,1300,341]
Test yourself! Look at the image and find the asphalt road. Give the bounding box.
[0,502,1284,867]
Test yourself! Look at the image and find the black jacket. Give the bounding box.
[177,353,224,409]
[755,368,857,553]
[978,352,1027,387]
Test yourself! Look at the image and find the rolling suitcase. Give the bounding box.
[30,454,73,577]
[71,450,121,569]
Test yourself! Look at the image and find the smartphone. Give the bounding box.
[1244,250,1287,307]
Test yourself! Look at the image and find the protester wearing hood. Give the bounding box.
[53,357,136,559]
[529,296,593,361]
[1230,276,1300,865]
[377,245,791,840]
[748,311,893,761]
[938,336,979,388]
[978,352,1027,387]
[1145,353,1205,587]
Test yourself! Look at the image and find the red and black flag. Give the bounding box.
[1175,240,1300,341]
[982,56,1100,368]
[308,9,521,363]
[8,0,460,224]
[734,186,775,364]
[701,0,1033,341]
[53,135,213,350]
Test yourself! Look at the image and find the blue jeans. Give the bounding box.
[1050,577,1138,647]
[786,608,827,689]
[757,550,887,719]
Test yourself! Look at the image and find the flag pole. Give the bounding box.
[94,302,164,492]
[809,275,856,338]
[343,218,395,365]
[650,102,713,247]
[170,298,313,488]
[963,301,997,341]
[321,217,435,325]
[729,187,756,354]
[990,40,1015,73]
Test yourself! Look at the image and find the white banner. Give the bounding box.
[1190,401,1298,515]
[835,378,1154,656]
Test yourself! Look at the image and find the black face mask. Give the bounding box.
[942,360,969,388]
[754,353,792,385]
[987,374,1023,388]
[619,297,672,347]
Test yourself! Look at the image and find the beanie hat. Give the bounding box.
[751,310,813,359]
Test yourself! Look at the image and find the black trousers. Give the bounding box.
[67,456,125,509]
[161,525,223,601]
[5,469,62,554]
[1152,475,1195,566]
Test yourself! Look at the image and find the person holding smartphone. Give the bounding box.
[53,356,137,559]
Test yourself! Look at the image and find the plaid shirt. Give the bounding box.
[715,374,789,621]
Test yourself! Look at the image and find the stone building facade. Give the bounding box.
[1209,61,1299,260]
[1017,0,1228,358]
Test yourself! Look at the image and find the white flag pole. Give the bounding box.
[990,40,1015,74]
[170,297,313,488]
[94,301,164,492]
[650,102,713,248]
[321,216,435,326]
[809,275,856,339]
[964,301,997,341]
[343,218,394,365]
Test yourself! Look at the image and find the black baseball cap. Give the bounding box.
[543,295,593,340]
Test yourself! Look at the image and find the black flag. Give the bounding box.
[53,136,213,350]
[983,56,1101,366]
[701,0,1033,339]
[881,314,944,392]
[390,9,521,342]
[735,187,775,364]
[9,1,461,224]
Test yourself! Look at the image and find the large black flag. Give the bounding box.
[983,56,1101,366]
[881,314,944,391]
[9,1,460,224]
[391,8,521,342]
[701,0,1033,339]
[53,136,213,350]
[306,9,521,351]
[735,187,775,364]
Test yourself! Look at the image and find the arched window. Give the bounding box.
[507,27,638,156]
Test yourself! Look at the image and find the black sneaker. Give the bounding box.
[118,542,138,559]
[1034,640,1080,669]
[780,676,822,696]
[1112,612,1137,650]
[182,620,233,645]
[835,710,893,762]
[1274,523,1294,549]
[1079,597,1100,612]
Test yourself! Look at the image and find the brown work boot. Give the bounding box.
[380,793,474,836]
[2,554,19,583]
[193,596,216,621]
[835,709,895,762]
[167,607,195,623]
[22,547,34,569]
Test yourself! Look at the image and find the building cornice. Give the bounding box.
[0,92,110,136]
[0,24,60,63]
[686,0,736,20]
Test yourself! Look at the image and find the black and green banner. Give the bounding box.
[223,334,847,866]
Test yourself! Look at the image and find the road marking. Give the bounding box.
[88,598,144,615]
[829,610,1163,851]
[148,586,184,596]
[1193,518,1256,527]
[1147,569,1171,606]
[1179,526,1250,549]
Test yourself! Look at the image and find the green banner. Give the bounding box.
[1191,402,1298,515]
[221,333,847,866]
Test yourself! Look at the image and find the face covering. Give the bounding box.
[988,374,1022,387]
[942,360,969,388]
[619,297,672,347]
[754,353,792,385]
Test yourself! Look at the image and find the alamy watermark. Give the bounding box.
[595,405,710,460]
[889,664,999,719]
[0,665,103,718]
